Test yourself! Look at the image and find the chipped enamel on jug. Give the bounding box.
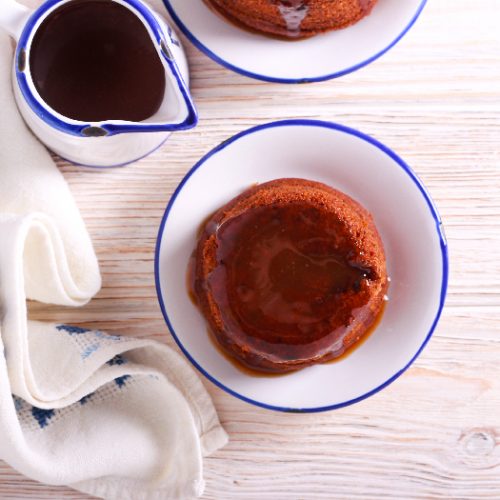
[0,0,197,167]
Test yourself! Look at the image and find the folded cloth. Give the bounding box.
[0,18,227,500]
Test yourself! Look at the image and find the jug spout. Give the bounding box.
[96,17,198,137]
[101,27,198,137]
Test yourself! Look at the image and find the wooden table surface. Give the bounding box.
[2,0,500,498]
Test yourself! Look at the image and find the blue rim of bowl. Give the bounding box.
[16,0,197,137]
[154,119,449,413]
[162,0,428,84]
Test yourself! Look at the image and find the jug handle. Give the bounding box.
[0,0,32,41]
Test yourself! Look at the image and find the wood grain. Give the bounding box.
[2,0,500,498]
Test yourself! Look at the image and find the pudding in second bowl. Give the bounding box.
[190,178,389,374]
[205,0,378,39]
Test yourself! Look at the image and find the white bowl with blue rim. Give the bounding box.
[162,0,427,83]
[155,119,448,412]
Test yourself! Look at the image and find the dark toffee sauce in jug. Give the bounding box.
[30,0,166,122]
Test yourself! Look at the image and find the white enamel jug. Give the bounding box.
[0,0,197,167]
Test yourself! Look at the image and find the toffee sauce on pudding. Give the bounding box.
[189,179,388,374]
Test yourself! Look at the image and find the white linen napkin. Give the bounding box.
[0,20,227,500]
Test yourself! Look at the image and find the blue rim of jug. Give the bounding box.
[15,0,197,137]
[163,0,428,84]
[154,119,449,413]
